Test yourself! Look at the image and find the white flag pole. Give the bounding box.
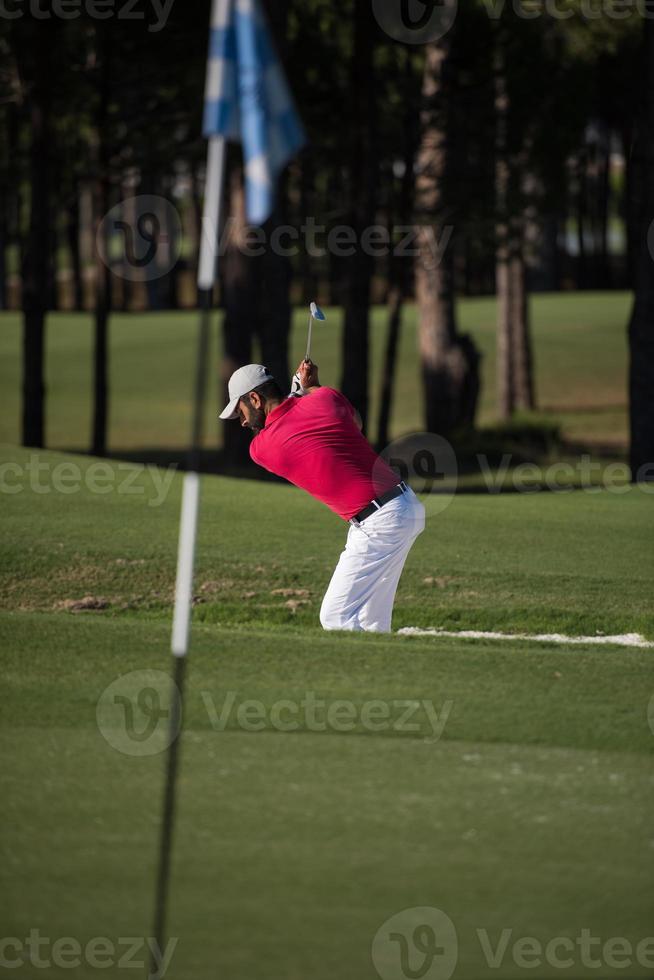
[170,0,228,652]
[171,134,226,658]
[152,3,230,970]
[198,135,227,293]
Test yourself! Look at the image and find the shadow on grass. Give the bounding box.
[59,420,627,494]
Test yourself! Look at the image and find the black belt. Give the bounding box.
[350,481,409,525]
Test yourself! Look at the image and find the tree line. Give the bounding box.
[1,0,652,476]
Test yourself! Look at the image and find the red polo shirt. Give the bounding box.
[249,388,398,520]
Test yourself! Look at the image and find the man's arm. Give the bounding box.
[294,359,363,430]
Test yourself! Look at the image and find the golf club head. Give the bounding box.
[306,302,326,360]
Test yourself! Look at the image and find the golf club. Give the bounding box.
[305,301,326,361]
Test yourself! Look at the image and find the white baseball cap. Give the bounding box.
[219,364,275,420]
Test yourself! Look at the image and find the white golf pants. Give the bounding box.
[320,487,425,633]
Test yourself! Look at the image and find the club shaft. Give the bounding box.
[305,313,313,361]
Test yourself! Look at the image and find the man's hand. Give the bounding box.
[295,358,320,391]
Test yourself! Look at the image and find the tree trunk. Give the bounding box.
[495,35,513,420]
[628,16,654,480]
[79,185,94,311]
[298,157,318,305]
[119,181,135,312]
[142,174,163,311]
[415,39,480,435]
[622,124,637,291]
[1,100,19,311]
[510,247,534,411]
[257,0,292,391]
[67,183,84,311]
[576,153,587,289]
[48,167,59,311]
[160,175,179,310]
[496,244,513,419]
[92,30,112,456]
[0,185,7,311]
[377,286,403,451]
[92,191,111,455]
[341,0,376,432]
[377,49,417,450]
[217,0,293,467]
[259,197,292,393]
[494,31,534,419]
[20,26,51,448]
[495,243,535,416]
[597,123,611,288]
[540,213,561,292]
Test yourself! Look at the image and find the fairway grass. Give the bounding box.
[1,447,653,979]
[1,615,653,979]
[1,446,652,639]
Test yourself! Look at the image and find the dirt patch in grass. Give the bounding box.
[54,595,110,613]
[422,576,458,588]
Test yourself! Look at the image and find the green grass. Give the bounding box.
[2,619,652,978]
[1,446,653,979]
[0,291,632,453]
[1,446,651,637]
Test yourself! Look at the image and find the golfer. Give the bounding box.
[220,360,425,632]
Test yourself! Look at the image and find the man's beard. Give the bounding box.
[247,408,266,434]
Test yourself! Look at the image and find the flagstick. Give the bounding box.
[151,134,226,979]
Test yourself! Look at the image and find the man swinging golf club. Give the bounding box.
[219,345,425,633]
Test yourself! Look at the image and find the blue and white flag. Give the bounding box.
[203,0,305,226]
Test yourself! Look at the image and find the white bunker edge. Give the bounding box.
[397,628,654,649]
